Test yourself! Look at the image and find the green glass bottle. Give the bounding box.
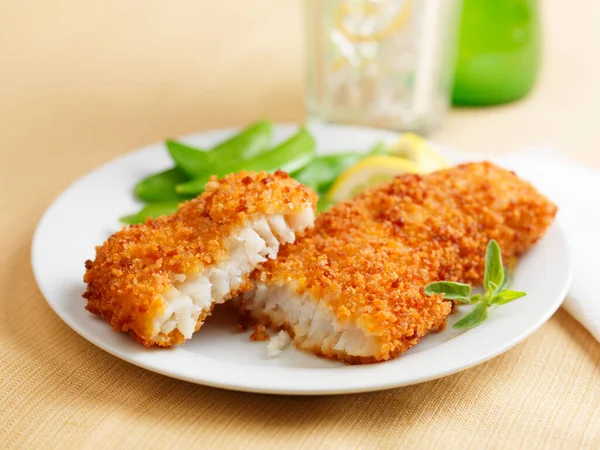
[452,0,541,106]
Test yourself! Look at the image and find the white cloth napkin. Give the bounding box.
[449,148,600,341]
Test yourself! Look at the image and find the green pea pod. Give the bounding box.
[119,201,182,225]
[166,140,211,178]
[311,143,389,213]
[210,119,273,162]
[369,141,389,155]
[166,120,273,177]
[134,167,192,202]
[243,127,315,172]
[316,196,335,213]
[176,127,316,195]
[292,152,363,193]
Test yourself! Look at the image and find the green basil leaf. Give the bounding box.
[484,240,504,294]
[453,302,488,330]
[424,281,471,303]
[498,266,511,291]
[492,290,527,305]
[469,293,482,304]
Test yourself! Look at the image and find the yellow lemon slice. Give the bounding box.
[327,155,420,204]
[389,133,448,173]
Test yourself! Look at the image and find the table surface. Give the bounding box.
[1,1,599,448]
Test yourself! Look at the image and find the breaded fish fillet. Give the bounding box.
[84,171,316,347]
[240,162,557,364]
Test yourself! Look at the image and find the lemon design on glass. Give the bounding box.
[335,0,413,43]
[330,0,413,72]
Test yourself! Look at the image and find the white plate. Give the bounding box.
[32,124,573,395]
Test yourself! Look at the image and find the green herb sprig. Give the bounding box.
[424,240,526,330]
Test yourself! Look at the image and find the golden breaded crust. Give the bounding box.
[83,170,317,346]
[257,162,557,362]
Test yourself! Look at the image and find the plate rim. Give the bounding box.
[31,123,574,395]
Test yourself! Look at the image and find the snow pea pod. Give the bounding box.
[242,127,316,173]
[134,167,192,202]
[369,141,389,155]
[120,200,182,225]
[309,142,390,212]
[166,120,273,177]
[316,196,335,213]
[210,119,273,162]
[166,140,210,178]
[291,152,363,193]
[176,127,316,195]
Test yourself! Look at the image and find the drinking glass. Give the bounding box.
[304,0,462,135]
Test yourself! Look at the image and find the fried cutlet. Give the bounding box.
[240,162,557,364]
[83,170,317,347]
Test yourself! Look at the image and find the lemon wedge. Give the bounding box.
[388,133,448,173]
[327,155,420,204]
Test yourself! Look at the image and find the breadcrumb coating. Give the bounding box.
[253,162,558,363]
[249,324,270,341]
[83,170,317,347]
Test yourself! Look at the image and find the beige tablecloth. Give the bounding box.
[1,1,599,448]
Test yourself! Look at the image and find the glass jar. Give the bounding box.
[304,0,462,135]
